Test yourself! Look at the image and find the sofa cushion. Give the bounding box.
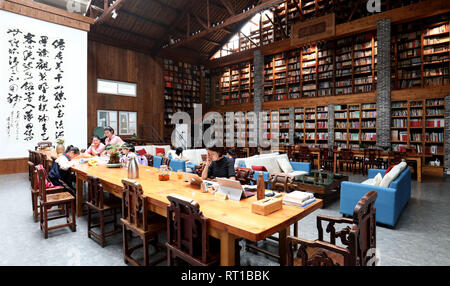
[288,171,308,180]
[362,178,375,185]
[252,165,268,172]
[384,165,395,175]
[136,149,147,156]
[155,147,165,156]
[373,173,382,186]
[277,157,294,173]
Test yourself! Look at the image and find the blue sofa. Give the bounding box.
[340,168,411,227]
[153,156,162,169]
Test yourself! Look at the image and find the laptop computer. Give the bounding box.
[216,178,255,201]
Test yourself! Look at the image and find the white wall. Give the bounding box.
[0,10,87,159]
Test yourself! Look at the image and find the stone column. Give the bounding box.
[328,104,335,146]
[254,50,264,146]
[445,95,450,174]
[289,106,295,145]
[376,18,391,148]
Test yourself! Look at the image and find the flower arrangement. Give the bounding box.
[56,138,65,145]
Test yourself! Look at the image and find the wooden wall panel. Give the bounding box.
[0,158,28,175]
[87,40,164,145]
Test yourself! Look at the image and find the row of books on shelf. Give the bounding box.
[392,130,408,141]
[425,132,444,142]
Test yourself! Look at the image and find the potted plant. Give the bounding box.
[105,143,122,164]
[56,138,65,154]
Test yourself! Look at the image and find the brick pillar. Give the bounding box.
[289,106,295,145]
[445,95,450,174]
[254,50,264,146]
[376,18,391,148]
[328,104,335,146]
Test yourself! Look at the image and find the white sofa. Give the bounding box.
[166,148,207,165]
[234,153,310,180]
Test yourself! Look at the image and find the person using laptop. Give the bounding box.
[201,147,236,180]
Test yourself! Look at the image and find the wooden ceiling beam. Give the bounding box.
[101,23,157,42]
[95,0,127,24]
[167,0,287,49]
[218,0,235,15]
[192,11,208,29]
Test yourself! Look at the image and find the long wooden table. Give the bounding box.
[40,151,323,266]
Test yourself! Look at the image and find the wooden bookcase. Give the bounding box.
[163,59,201,126]
[392,14,450,89]
[334,103,377,149]
[391,98,445,173]
[293,105,329,146]
[214,61,254,106]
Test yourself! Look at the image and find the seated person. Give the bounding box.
[173,147,189,161]
[48,145,80,188]
[103,126,124,146]
[120,143,148,166]
[201,147,236,180]
[86,135,105,156]
[226,149,235,163]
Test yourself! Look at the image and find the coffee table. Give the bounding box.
[293,171,349,208]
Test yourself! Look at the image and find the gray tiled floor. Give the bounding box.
[0,172,449,266]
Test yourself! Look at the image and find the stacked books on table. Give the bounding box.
[282,191,316,208]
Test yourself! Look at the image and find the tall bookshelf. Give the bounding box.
[293,105,328,146]
[391,98,445,173]
[279,108,290,145]
[213,61,254,106]
[334,103,377,149]
[392,14,450,89]
[163,59,201,126]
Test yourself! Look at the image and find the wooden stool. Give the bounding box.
[86,175,121,247]
[121,179,166,266]
[36,166,76,239]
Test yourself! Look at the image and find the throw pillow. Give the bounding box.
[252,165,268,172]
[136,149,147,156]
[384,165,395,175]
[380,165,400,187]
[276,157,294,174]
[373,173,383,186]
[155,147,165,156]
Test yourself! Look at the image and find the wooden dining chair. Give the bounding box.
[338,149,358,173]
[144,154,154,166]
[298,146,314,168]
[235,167,255,185]
[86,175,122,247]
[166,194,219,266]
[36,166,76,238]
[319,148,334,171]
[287,190,377,266]
[35,141,53,150]
[121,179,166,266]
[362,149,383,175]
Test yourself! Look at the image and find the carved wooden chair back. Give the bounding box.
[352,190,377,266]
[268,173,294,192]
[121,179,148,231]
[320,148,333,161]
[28,161,36,190]
[35,141,53,150]
[388,151,404,165]
[144,154,154,166]
[161,157,171,167]
[166,194,208,263]
[87,175,105,209]
[35,166,49,203]
[235,167,254,185]
[340,149,353,161]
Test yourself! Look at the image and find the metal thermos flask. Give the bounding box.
[128,156,139,179]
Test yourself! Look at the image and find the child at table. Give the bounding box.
[120,143,148,166]
[48,145,80,189]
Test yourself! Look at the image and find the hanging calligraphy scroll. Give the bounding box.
[0,10,87,159]
[5,28,67,142]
